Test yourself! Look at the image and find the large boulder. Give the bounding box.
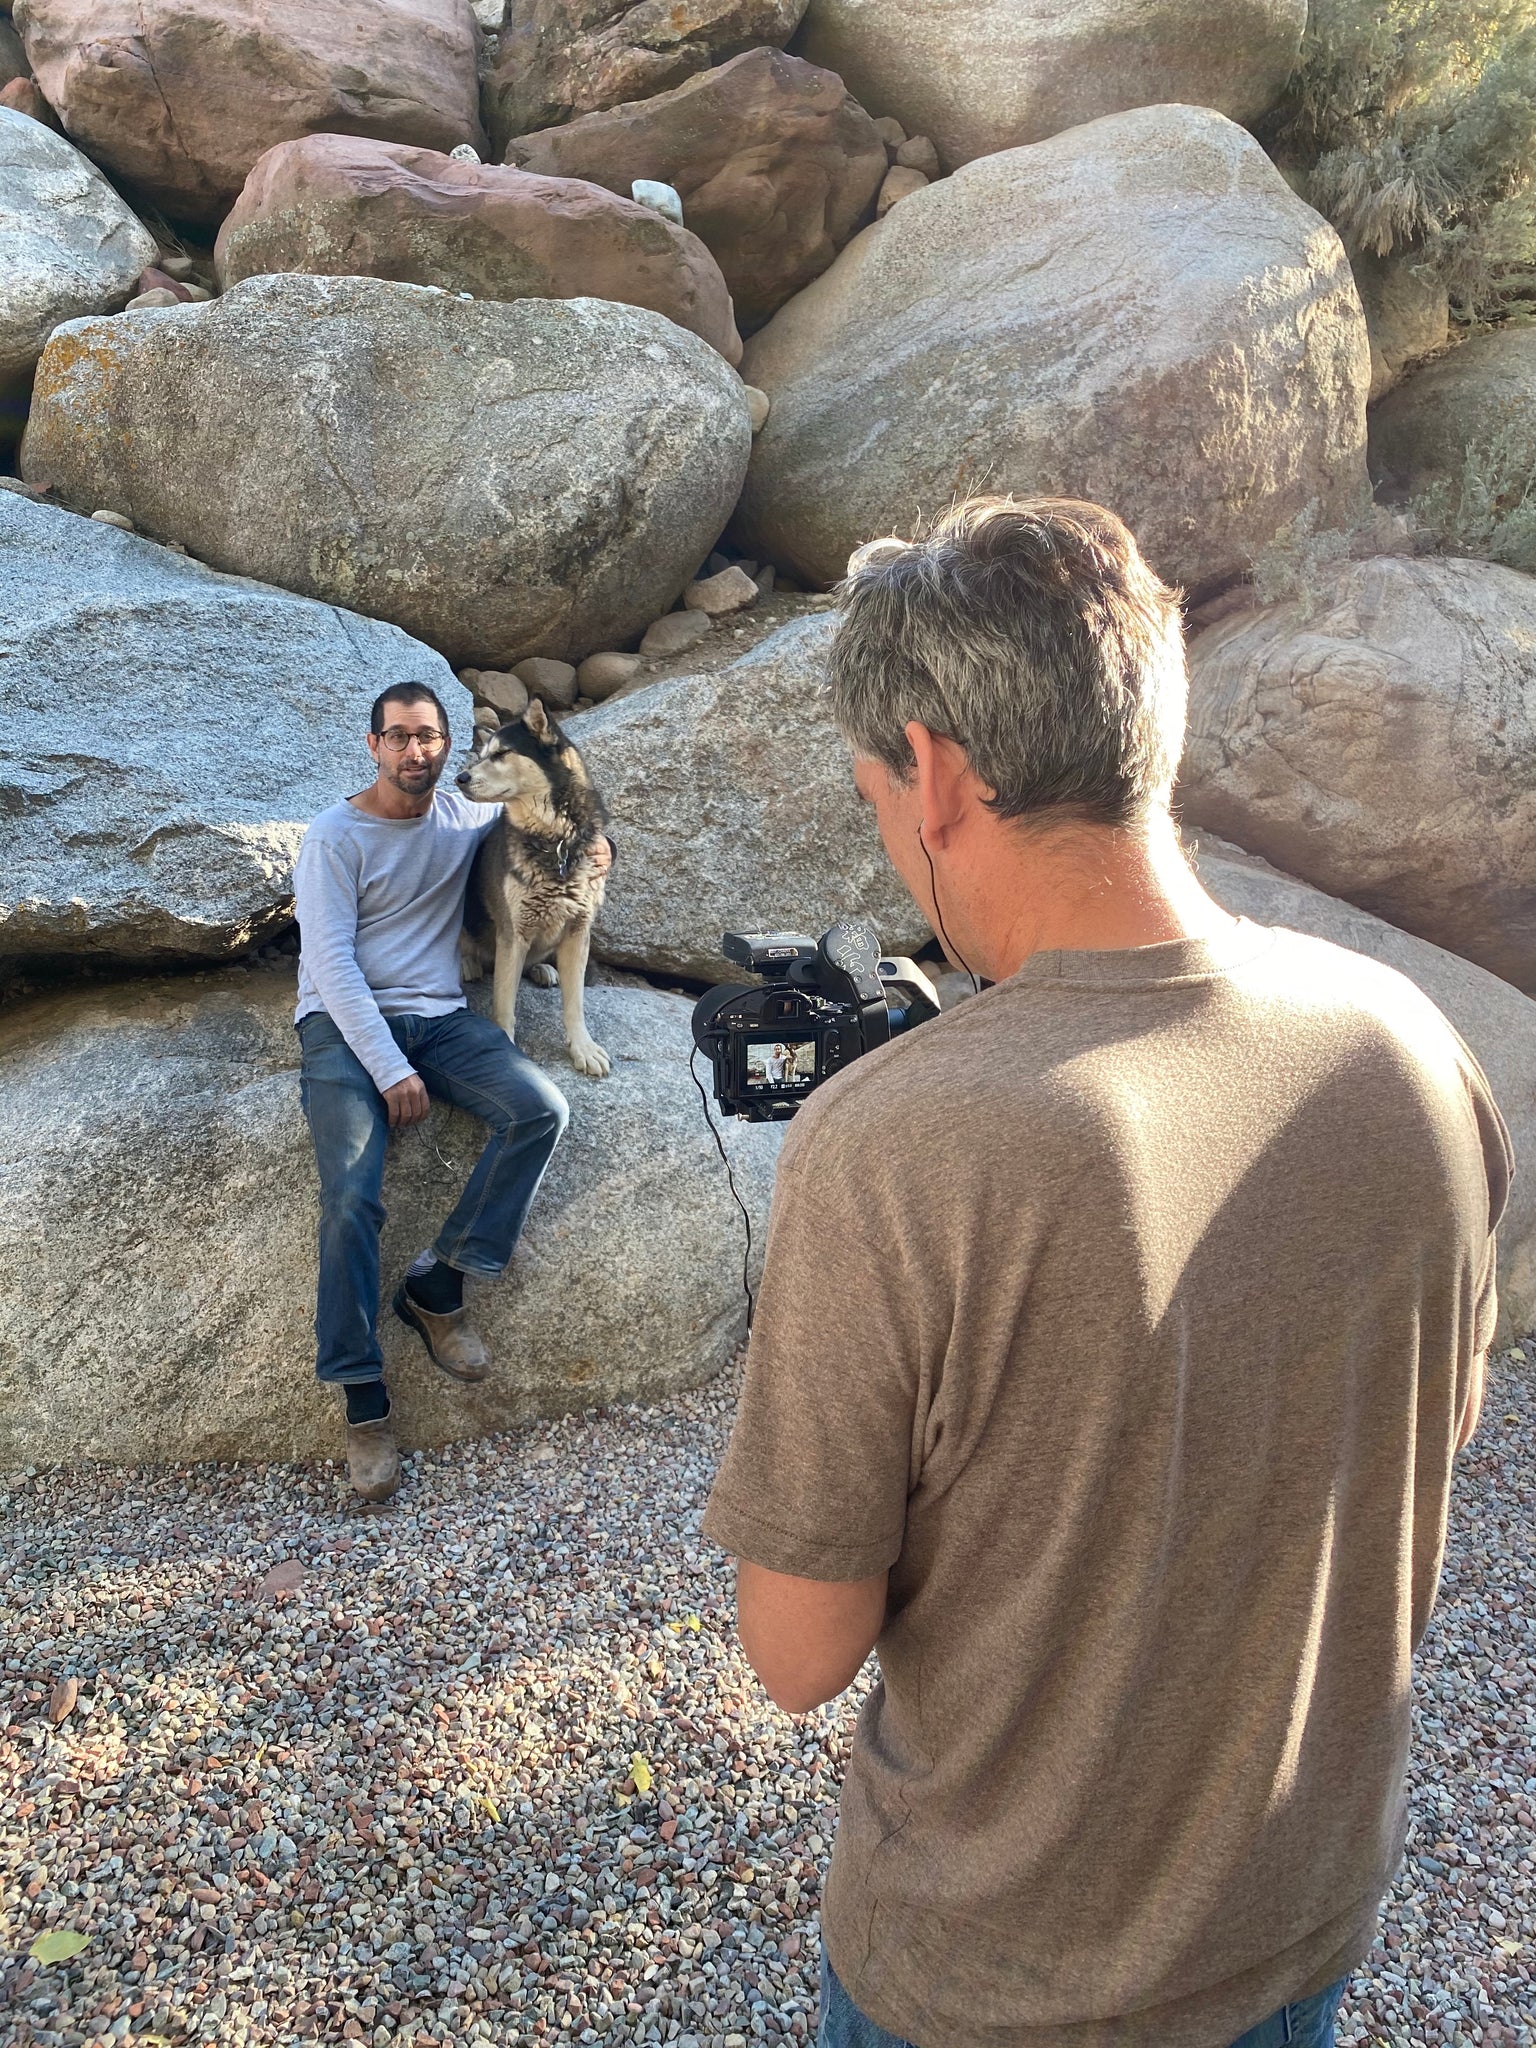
[731,105,1370,596]
[1192,836,1536,1345]
[1180,556,1536,997]
[487,0,806,150]
[0,969,782,1465]
[20,273,753,670]
[567,612,930,979]
[506,48,886,331]
[1351,249,1448,403]
[0,106,155,445]
[214,134,742,365]
[12,0,482,224]
[796,0,1307,171]
[1370,325,1536,512]
[0,492,458,975]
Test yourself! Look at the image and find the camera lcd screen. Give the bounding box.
[742,1037,818,1091]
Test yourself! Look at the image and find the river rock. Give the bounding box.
[568,612,930,979]
[20,273,752,670]
[1369,324,1536,509]
[1193,836,1536,1344]
[505,49,887,330]
[215,134,741,364]
[0,492,457,974]
[0,969,782,1464]
[732,105,1370,597]
[797,0,1306,170]
[12,0,483,224]
[1180,555,1536,996]
[0,107,156,444]
[486,0,806,148]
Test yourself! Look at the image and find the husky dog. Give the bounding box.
[455,700,612,1078]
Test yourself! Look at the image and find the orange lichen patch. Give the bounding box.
[31,320,127,401]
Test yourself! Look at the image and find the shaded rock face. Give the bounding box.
[12,0,483,224]
[214,134,742,365]
[1369,325,1536,508]
[1193,836,1536,1344]
[567,613,930,980]
[796,0,1307,171]
[0,493,456,975]
[0,970,782,1465]
[487,0,806,151]
[505,48,885,330]
[0,105,155,445]
[1351,249,1448,402]
[20,274,752,670]
[1180,556,1536,997]
[732,105,1370,596]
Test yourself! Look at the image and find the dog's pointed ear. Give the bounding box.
[471,719,497,751]
[523,697,550,739]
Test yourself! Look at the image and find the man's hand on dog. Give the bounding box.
[384,1074,431,1127]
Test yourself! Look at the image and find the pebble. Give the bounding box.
[3,1345,1531,2048]
[893,135,940,179]
[876,168,929,219]
[89,509,135,531]
[743,387,770,436]
[631,180,685,228]
[450,144,482,165]
[640,609,712,659]
[459,668,529,721]
[870,116,906,152]
[575,653,643,702]
[512,658,579,711]
[124,288,183,311]
[683,568,759,618]
[157,255,196,282]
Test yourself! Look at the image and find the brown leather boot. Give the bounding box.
[393,1283,491,1383]
[344,1410,401,1502]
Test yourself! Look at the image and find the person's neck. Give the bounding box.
[351,775,437,820]
[940,809,1238,984]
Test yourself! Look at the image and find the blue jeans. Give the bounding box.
[298,1008,569,1384]
[818,1949,1348,2048]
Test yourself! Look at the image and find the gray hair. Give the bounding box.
[827,497,1188,827]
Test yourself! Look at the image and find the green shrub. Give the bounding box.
[1259,1,1536,322]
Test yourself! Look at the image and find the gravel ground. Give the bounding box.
[2,1345,1532,2048]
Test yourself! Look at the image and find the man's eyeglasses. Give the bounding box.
[377,726,448,753]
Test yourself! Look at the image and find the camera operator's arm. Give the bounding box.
[704,1105,923,1712]
[735,1562,888,1715]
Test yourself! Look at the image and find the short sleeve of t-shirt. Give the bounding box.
[703,1100,924,1583]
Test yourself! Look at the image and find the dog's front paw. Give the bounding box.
[568,1034,610,1079]
[525,962,558,988]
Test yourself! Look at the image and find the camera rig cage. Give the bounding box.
[691,920,941,1121]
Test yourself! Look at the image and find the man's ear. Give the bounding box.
[524,698,550,739]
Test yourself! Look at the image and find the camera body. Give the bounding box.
[691,920,940,1120]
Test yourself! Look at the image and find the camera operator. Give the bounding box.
[702,498,1511,2048]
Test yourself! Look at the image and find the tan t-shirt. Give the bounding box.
[704,923,1511,2048]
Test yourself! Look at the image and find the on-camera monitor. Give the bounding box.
[743,1037,818,1091]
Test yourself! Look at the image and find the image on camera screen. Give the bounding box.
[743,1038,818,1090]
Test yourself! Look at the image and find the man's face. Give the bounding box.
[369,699,450,797]
[852,752,931,921]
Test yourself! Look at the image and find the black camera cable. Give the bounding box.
[689,1047,756,1329]
[919,826,981,995]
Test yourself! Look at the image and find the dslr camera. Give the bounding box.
[692,920,941,1120]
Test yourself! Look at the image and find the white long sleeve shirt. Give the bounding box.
[293,790,498,1092]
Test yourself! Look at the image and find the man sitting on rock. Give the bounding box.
[293,681,570,1503]
[704,498,1511,2048]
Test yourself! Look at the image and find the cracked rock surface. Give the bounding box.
[20,274,753,670]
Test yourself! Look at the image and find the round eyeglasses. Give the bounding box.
[377,726,448,753]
